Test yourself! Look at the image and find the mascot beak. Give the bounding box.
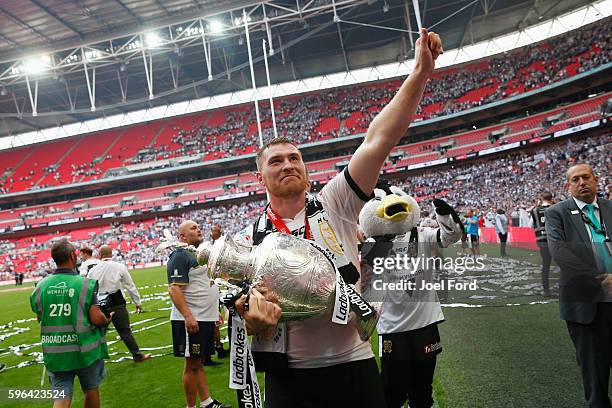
[375,195,412,222]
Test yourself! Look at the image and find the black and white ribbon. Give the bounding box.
[229,312,263,408]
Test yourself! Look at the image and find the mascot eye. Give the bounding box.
[374,197,382,201]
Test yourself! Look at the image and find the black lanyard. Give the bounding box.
[579,205,610,241]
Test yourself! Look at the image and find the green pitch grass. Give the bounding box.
[0,251,605,407]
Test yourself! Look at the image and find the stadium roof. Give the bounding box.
[0,0,600,137]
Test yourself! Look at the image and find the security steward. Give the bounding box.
[30,238,111,408]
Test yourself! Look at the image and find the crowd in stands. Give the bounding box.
[159,18,611,160]
[0,200,265,281]
[0,18,610,194]
[0,90,607,232]
[2,204,65,227]
[127,148,172,165]
[1,163,105,192]
[397,134,611,215]
[1,132,609,282]
[8,170,36,189]
[70,163,104,182]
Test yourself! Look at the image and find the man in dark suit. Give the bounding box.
[546,163,611,408]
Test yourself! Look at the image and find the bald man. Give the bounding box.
[167,220,229,408]
[88,245,151,363]
[546,163,611,407]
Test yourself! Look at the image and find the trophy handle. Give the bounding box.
[196,242,213,265]
[205,235,252,282]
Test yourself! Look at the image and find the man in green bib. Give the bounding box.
[31,239,112,408]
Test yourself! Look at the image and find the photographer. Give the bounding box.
[88,245,151,363]
[30,239,111,408]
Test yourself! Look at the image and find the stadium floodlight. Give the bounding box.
[234,15,252,26]
[83,50,101,62]
[126,40,142,50]
[23,55,51,75]
[145,32,162,48]
[209,20,224,34]
[185,26,202,37]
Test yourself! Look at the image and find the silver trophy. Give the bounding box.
[197,232,337,321]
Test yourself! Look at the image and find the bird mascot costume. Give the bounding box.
[359,180,464,408]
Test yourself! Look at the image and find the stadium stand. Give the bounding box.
[0,90,608,234]
[1,131,608,282]
[0,18,610,194]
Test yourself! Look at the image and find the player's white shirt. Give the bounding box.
[234,171,373,369]
[169,265,219,322]
[79,258,100,277]
[168,249,220,322]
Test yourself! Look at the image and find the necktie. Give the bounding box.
[584,204,611,273]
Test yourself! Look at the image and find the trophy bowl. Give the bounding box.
[198,233,337,321]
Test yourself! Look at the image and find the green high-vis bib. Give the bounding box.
[31,274,109,372]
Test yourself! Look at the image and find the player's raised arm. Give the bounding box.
[348,28,442,196]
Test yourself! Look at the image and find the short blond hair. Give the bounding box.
[255,137,298,171]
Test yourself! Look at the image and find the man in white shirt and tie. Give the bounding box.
[88,245,151,363]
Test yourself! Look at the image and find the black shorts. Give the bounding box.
[379,323,442,361]
[380,324,442,408]
[468,234,479,246]
[264,358,385,408]
[171,320,214,358]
